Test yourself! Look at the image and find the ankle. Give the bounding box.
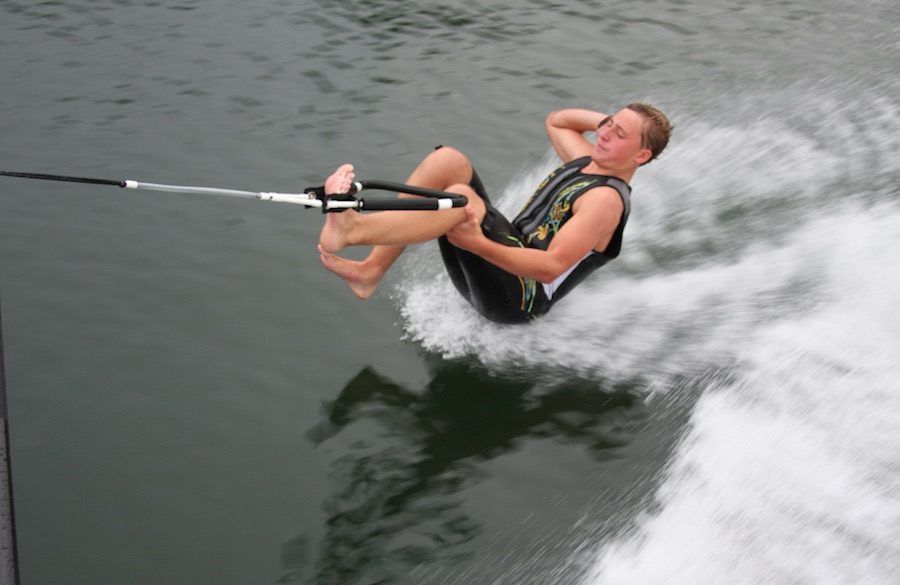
[363,247,404,277]
[333,210,361,247]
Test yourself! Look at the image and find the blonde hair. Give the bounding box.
[626,103,672,164]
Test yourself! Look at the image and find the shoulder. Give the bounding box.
[573,186,624,217]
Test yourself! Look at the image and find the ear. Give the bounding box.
[634,148,652,166]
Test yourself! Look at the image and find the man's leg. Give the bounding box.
[318,147,486,299]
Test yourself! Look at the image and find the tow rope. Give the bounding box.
[0,170,467,212]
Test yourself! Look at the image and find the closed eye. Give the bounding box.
[598,116,628,139]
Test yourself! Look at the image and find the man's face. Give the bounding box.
[593,109,651,168]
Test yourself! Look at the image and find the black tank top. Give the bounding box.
[512,156,631,303]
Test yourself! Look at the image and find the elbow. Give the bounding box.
[534,263,567,285]
[545,110,563,130]
[533,250,583,283]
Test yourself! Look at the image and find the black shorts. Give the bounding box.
[437,168,551,323]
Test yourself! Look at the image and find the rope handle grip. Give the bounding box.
[303,179,468,212]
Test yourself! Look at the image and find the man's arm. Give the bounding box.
[447,187,624,283]
[545,108,609,162]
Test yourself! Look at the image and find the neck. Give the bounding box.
[581,159,635,183]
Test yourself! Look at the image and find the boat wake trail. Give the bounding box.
[586,203,900,584]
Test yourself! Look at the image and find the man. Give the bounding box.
[317,104,672,323]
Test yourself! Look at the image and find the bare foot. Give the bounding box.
[318,245,384,299]
[318,210,355,253]
[318,163,358,253]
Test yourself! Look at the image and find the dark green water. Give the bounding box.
[0,2,693,582]
[2,1,899,584]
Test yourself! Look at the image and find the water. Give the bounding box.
[1,0,898,583]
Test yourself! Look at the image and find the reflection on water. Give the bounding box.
[291,359,649,584]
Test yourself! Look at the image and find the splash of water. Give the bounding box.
[586,205,900,584]
[395,101,900,384]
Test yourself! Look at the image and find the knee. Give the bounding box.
[446,182,472,195]
[447,183,486,219]
[427,145,473,176]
